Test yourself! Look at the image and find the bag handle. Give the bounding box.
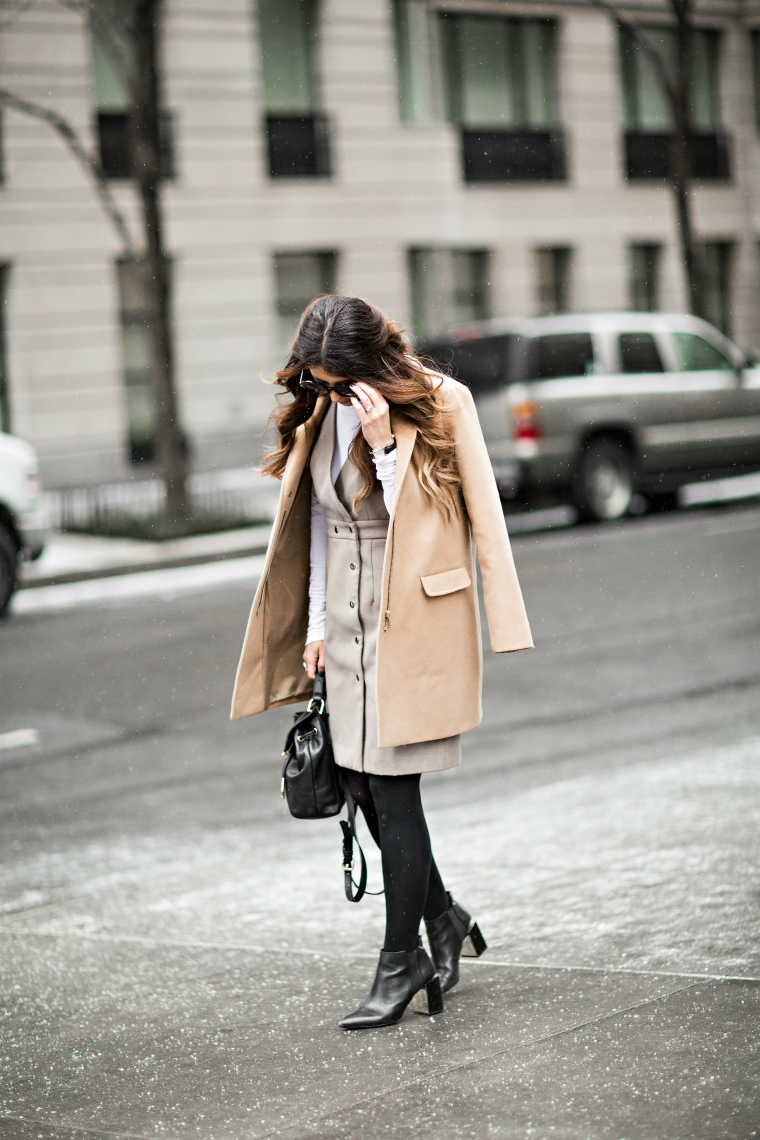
[340,783,367,903]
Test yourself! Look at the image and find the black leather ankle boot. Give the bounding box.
[424,894,487,992]
[339,944,443,1029]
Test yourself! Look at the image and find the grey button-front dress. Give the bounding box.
[310,404,461,776]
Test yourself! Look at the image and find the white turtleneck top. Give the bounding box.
[306,402,397,644]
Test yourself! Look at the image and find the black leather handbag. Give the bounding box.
[281,670,344,819]
[280,671,379,903]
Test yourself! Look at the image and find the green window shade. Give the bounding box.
[619,25,719,132]
[409,249,489,341]
[440,15,555,129]
[394,0,432,123]
[258,0,316,114]
[274,252,336,355]
[673,332,733,370]
[89,2,134,111]
[689,30,719,131]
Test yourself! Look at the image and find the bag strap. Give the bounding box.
[340,783,366,903]
[340,781,384,902]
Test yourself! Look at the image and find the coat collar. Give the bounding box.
[277,397,417,522]
[388,410,417,520]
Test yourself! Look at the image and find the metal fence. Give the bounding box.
[43,468,282,532]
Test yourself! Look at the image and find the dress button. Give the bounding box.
[349,601,355,608]
[350,563,356,570]
[334,526,338,533]
[356,673,360,681]
[355,636,360,644]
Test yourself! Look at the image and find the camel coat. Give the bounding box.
[230,374,533,747]
[310,402,462,775]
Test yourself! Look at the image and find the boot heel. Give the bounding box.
[460,921,487,958]
[412,974,444,1016]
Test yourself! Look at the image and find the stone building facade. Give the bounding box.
[1,0,759,488]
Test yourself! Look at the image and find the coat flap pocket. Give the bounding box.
[420,567,472,597]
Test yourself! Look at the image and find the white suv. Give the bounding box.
[0,432,48,613]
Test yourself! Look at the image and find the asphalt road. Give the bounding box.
[1,503,759,1139]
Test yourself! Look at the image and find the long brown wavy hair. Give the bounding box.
[260,295,461,516]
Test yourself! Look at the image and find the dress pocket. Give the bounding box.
[420,567,472,597]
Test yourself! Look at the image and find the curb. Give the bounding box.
[19,542,271,590]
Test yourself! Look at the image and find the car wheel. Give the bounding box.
[574,437,635,522]
[0,524,19,616]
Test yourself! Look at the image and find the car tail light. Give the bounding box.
[511,401,541,440]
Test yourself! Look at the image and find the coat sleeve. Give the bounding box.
[449,382,534,653]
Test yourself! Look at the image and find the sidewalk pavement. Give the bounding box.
[19,466,760,591]
[1,735,758,1138]
[19,524,274,588]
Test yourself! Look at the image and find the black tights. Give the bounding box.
[341,768,450,953]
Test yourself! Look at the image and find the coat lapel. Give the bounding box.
[388,410,418,521]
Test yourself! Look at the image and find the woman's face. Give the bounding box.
[309,365,354,406]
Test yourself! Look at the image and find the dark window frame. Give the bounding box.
[97,109,176,182]
[265,113,331,179]
[440,13,566,184]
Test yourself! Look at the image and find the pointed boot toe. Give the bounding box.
[339,946,443,1030]
[424,895,487,993]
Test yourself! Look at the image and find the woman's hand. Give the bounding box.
[303,640,325,680]
[351,381,393,452]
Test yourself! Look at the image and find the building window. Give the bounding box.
[0,266,10,434]
[702,241,732,335]
[535,247,571,315]
[393,0,434,123]
[629,243,661,311]
[117,260,159,463]
[89,11,175,180]
[752,31,760,133]
[258,0,330,178]
[409,249,490,342]
[274,252,337,357]
[620,26,729,180]
[439,14,564,182]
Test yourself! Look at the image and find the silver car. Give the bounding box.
[457,313,760,521]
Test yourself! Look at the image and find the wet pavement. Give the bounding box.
[1,504,759,1139]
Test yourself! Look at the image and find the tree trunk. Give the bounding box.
[670,0,703,317]
[131,0,189,524]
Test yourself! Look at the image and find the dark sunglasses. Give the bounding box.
[298,370,356,399]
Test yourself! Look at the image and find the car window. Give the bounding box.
[673,332,734,371]
[419,335,511,395]
[526,333,595,381]
[450,336,512,394]
[618,332,664,373]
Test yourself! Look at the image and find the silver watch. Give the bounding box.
[371,435,396,459]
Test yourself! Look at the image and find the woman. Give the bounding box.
[231,295,532,1029]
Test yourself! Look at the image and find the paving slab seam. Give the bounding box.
[3,928,758,983]
[0,982,703,1140]
[0,1111,154,1140]
[252,982,703,1140]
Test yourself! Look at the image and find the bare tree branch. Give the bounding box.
[53,0,134,94]
[0,87,135,256]
[589,0,677,113]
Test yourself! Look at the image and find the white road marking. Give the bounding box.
[0,728,40,750]
[11,555,266,615]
